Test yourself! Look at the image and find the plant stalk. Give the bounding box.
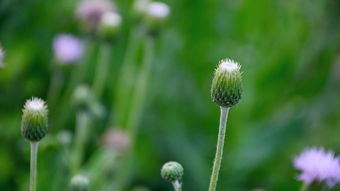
[92,43,112,99]
[70,111,91,175]
[172,180,182,191]
[208,107,230,191]
[109,24,146,127]
[30,142,39,191]
[113,35,155,191]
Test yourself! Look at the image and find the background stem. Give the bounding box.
[30,142,39,191]
[92,43,112,99]
[172,180,182,191]
[70,111,91,175]
[109,24,146,127]
[113,35,155,191]
[208,107,230,191]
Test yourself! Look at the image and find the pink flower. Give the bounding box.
[294,147,340,187]
[76,0,115,29]
[0,46,5,67]
[53,34,84,64]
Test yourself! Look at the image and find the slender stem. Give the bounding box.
[126,35,154,138]
[299,183,309,191]
[208,107,230,191]
[47,63,64,109]
[109,24,146,126]
[113,35,155,191]
[70,111,91,175]
[30,142,39,191]
[172,180,182,191]
[92,43,112,99]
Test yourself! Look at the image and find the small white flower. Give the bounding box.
[24,98,47,112]
[101,12,121,28]
[219,59,240,72]
[146,2,170,19]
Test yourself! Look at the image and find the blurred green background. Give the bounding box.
[0,0,339,191]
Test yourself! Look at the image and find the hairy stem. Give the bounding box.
[172,180,183,191]
[92,43,112,99]
[208,107,230,191]
[30,142,39,191]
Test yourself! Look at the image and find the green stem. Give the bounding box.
[299,183,309,191]
[92,43,112,99]
[113,35,155,191]
[109,24,146,126]
[55,39,94,130]
[208,107,230,191]
[30,142,39,191]
[47,63,64,109]
[172,180,182,191]
[70,111,91,175]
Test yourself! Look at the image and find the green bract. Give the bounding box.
[161,161,184,182]
[21,98,48,142]
[211,59,242,108]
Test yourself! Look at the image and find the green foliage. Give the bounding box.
[0,0,339,191]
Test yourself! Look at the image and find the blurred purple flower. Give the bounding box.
[76,0,115,29]
[0,46,5,67]
[53,34,84,64]
[101,128,130,152]
[294,147,340,187]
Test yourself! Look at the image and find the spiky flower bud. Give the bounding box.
[98,12,122,41]
[145,2,170,29]
[161,161,184,182]
[211,59,242,108]
[70,174,90,191]
[21,98,48,142]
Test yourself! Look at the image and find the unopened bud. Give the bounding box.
[21,98,48,142]
[211,59,242,108]
[161,161,184,182]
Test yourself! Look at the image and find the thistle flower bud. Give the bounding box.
[98,12,122,41]
[72,85,92,110]
[161,161,184,182]
[211,59,242,108]
[70,174,90,191]
[21,98,48,142]
[145,2,170,30]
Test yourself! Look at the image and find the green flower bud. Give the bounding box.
[98,12,122,41]
[161,161,184,182]
[70,174,90,191]
[21,98,48,142]
[72,85,92,110]
[211,59,242,108]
